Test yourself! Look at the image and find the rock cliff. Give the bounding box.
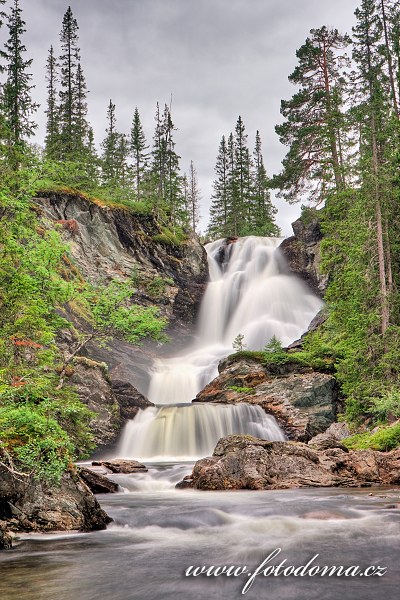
[279,213,327,296]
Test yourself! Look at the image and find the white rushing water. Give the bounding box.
[118,236,323,460]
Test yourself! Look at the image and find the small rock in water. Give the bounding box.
[92,459,148,474]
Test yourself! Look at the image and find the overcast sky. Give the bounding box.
[10,0,359,235]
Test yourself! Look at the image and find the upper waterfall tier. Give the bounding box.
[147,236,323,405]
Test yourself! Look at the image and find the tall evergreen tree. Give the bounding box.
[273,26,350,203]
[187,160,201,233]
[130,107,148,198]
[44,45,59,158]
[58,6,89,160]
[233,115,252,227]
[75,62,89,155]
[101,99,119,186]
[251,131,280,236]
[207,135,229,238]
[2,0,38,166]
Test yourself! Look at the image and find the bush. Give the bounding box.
[343,423,400,452]
[0,406,73,482]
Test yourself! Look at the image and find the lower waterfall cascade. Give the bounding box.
[118,236,323,460]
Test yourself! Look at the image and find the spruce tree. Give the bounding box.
[44,45,59,158]
[187,160,201,233]
[58,6,89,160]
[207,135,229,238]
[2,0,38,166]
[251,131,280,236]
[101,99,119,187]
[273,26,350,203]
[233,115,252,231]
[130,107,148,199]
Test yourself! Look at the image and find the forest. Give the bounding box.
[1,0,400,484]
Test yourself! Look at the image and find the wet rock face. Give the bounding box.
[178,435,400,491]
[279,215,328,297]
[68,358,121,448]
[35,191,208,327]
[0,467,112,540]
[195,357,339,441]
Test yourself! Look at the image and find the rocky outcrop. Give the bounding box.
[0,467,111,544]
[279,214,327,296]
[111,380,154,420]
[35,191,208,328]
[178,434,400,491]
[308,422,351,450]
[195,356,339,441]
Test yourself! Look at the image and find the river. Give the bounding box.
[0,465,399,600]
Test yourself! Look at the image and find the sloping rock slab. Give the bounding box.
[177,435,400,491]
[92,459,148,474]
[111,380,154,420]
[79,467,119,494]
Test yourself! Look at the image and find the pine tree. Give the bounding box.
[2,0,38,166]
[44,45,59,158]
[130,107,148,199]
[226,132,237,234]
[187,160,201,233]
[251,131,280,236]
[273,26,350,203]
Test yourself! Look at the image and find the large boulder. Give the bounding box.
[195,357,339,441]
[0,467,112,544]
[179,434,400,491]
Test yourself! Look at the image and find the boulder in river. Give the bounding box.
[177,434,400,491]
[78,467,119,494]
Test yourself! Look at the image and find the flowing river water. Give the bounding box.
[0,238,399,599]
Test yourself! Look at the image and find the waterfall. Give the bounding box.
[117,236,323,460]
[118,403,285,461]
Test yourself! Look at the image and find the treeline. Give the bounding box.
[274,0,400,424]
[0,1,280,238]
[207,118,280,239]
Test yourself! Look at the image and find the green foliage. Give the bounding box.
[145,276,174,300]
[89,278,168,344]
[343,423,400,452]
[263,335,284,354]
[0,405,73,482]
[227,385,255,394]
[152,225,187,247]
[370,389,400,421]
